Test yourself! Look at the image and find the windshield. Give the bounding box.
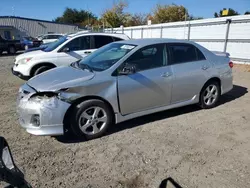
[79,43,136,72]
[42,36,68,52]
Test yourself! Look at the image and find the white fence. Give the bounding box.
[106,15,250,64]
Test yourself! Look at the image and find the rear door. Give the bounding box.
[168,43,211,104]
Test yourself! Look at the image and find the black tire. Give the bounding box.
[0,50,2,55]
[33,65,53,76]
[70,99,113,140]
[7,46,16,55]
[199,81,221,109]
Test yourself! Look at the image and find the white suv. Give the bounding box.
[12,33,129,80]
[37,34,64,44]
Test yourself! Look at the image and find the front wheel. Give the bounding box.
[33,65,53,76]
[70,99,113,140]
[200,81,221,109]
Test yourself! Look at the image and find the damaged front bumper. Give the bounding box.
[17,84,71,136]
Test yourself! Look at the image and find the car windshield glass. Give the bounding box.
[79,43,136,72]
[42,36,68,52]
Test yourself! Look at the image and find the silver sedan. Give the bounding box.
[17,38,233,139]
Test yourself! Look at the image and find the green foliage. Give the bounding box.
[214,8,239,17]
[152,4,188,24]
[245,11,250,15]
[53,7,97,27]
[101,0,130,28]
[126,13,148,26]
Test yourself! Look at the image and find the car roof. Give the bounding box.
[43,34,64,36]
[114,38,195,46]
[68,32,130,40]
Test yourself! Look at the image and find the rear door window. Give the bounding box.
[168,43,206,64]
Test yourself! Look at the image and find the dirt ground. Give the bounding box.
[0,55,250,188]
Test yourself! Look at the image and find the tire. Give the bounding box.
[8,46,16,55]
[24,45,29,50]
[199,81,221,109]
[33,65,53,76]
[70,99,113,140]
[0,50,2,55]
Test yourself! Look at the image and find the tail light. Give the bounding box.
[229,61,233,68]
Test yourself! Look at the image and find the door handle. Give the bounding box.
[84,51,92,54]
[161,72,172,77]
[202,65,209,70]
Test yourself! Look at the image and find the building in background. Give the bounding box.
[0,16,79,40]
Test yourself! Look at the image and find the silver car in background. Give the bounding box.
[17,39,233,139]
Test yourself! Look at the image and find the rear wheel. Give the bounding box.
[70,99,113,140]
[33,65,53,76]
[200,81,221,109]
[8,46,16,54]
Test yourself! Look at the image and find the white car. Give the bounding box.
[12,33,130,80]
[38,34,64,44]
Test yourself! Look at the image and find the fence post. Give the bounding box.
[160,26,163,38]
[131,29,133,38]
[141,28,144,38]
[187,23,191,40]
[224,19,232,52]
[111,27,114,33]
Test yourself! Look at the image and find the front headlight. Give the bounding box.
[29,92,58,108]
[17,57,33,64]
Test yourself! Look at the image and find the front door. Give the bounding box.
[55,35,94,66]
[168,43,211,104]
[117,44,173,115]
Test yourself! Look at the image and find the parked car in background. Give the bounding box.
[20,36,43,50]
[16,39,233,139]
[0,35,22,55]
[24,43,50,53]
[12,32,129,80]
[39,34,64,44]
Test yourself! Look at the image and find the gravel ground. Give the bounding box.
[0,54,250,188]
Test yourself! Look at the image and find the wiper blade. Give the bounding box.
[80,63,93,72]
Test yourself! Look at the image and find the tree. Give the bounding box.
[214,8,239,17]
[53,7,97,27]
[245,11,250,15]
[126,13,148,26]
[189,15,203,20]
[101,0,130,28]
[152,4,188,24]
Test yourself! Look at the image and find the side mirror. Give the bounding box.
[61,47,70,53]
[0,137,31,188]
[119,64,136,75]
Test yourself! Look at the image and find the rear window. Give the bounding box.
[168,43,206,64]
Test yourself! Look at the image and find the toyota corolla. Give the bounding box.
[17,39,233,139]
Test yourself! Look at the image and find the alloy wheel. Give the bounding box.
[78,106,107,135]
[203,84,218,106]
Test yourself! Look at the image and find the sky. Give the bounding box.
[0,0,249,21]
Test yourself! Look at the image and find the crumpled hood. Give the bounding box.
[27,66,95,92]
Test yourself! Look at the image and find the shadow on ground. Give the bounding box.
[55,84,248,144]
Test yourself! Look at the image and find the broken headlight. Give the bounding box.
[29,92,59,108]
